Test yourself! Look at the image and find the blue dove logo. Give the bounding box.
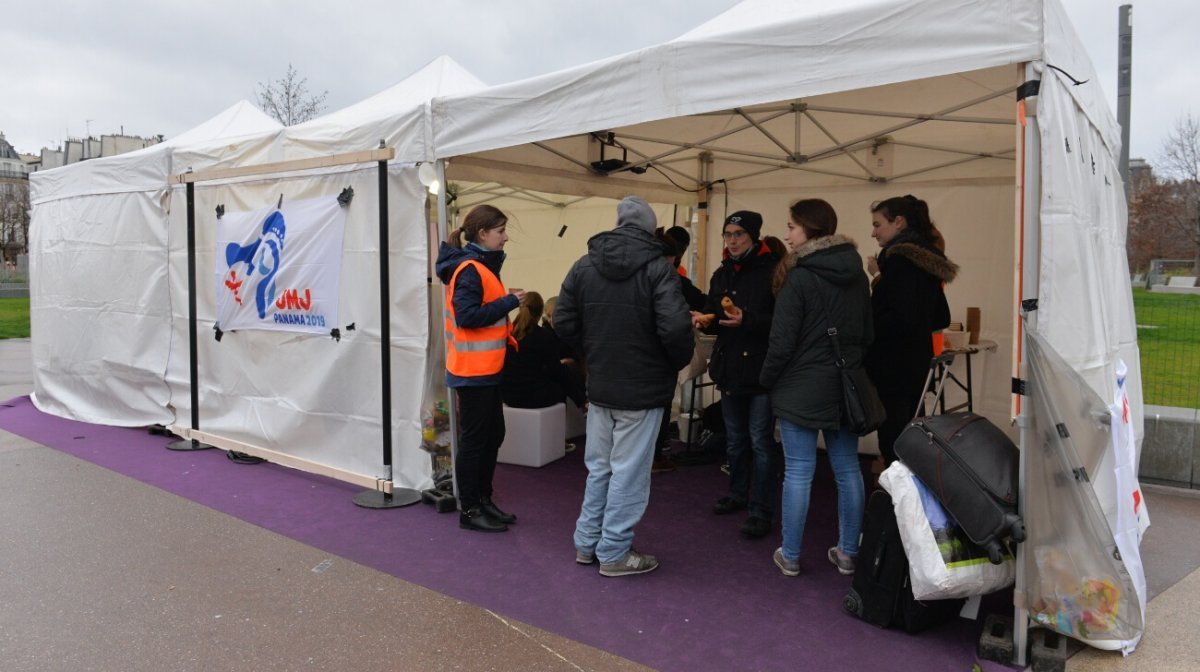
[223,210,287,319]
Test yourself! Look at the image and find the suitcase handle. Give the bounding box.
[914,352,957,419]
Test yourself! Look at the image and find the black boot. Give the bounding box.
[480,496,516,525]
[459,506,508,533]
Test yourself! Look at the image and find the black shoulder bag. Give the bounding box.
[811,275,886,436]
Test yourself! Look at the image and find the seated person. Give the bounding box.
[542,295,580,364]
[502,291,586,410]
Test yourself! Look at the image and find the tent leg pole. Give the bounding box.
[1011,60,1043,667]
[355,155,420,508]
[432,159,461,510]
[167,179,213,452]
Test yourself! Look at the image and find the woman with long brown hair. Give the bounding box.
[864,195,957,466]
[502,291,586,410]
[761,199,871,577]
[434,204,525,533]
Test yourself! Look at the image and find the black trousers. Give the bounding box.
[877,392,920,465]
[455,385,505,510]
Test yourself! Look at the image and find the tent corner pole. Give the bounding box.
[1011,59,1044,668]
[434,159,460,510]
[354,154,420,509]
[166,179,214,452]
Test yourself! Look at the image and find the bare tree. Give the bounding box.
[0,181,30,261]
[256,64,328,126]
[1156,114,1200,272]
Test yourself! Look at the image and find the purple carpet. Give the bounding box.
[1,395,1015,671]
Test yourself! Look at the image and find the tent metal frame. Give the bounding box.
[517,84,1022,193]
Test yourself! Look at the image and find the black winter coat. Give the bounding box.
[701,241,778,394]
[502,325,585,409]
[760,235,873,430]
[554,226,694,410]
[864,235,957,397]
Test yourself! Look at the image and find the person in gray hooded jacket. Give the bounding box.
[555,196,694,577]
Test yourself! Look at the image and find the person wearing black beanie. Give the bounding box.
[693,209,779,539]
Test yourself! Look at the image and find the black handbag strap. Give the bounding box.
[803,269,848,370]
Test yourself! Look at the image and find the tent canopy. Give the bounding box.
[173,55,486,172]
[30,100,280,203]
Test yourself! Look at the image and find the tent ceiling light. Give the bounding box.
[417,162,437,188]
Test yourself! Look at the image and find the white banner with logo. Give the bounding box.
[214,196,346,334]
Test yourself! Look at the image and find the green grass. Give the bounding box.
[0,297,29,339]
[1133,288,1200,408]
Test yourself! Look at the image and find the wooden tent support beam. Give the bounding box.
[176,148,396,184]
[172,426,393,493]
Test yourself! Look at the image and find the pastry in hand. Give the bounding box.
[720,296,742,318]
[694,313,717,328]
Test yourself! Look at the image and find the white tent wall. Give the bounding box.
[28,101,282,427]
[1036,68,1145,460]
[29,164,174,425]
[164,166,433,489]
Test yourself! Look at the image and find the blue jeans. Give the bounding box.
[574,405,663,564]
[722,392,777,520]
[778,419,865,562]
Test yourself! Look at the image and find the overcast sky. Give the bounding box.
[2,0,1194,167]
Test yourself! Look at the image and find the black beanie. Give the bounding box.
[724,211,763,242]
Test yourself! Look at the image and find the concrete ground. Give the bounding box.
[1,338,1196,671]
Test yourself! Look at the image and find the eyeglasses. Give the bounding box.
[721,230,748,240]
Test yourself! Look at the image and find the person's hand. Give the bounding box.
[510,288,526,304]
[867,256,879,278]
[691,311,716,329]
[718,305,743,328]
[581,401,589,414]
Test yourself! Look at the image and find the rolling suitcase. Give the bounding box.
[843,490,962,633]
[893,412,1025,565]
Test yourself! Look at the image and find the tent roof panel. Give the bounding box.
[433,0,1045,159]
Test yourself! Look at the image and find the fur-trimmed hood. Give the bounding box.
[778,233,856,273]
[779,233,863,289]
[881,241,958,283]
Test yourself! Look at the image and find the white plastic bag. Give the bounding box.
[880,461,1015,600]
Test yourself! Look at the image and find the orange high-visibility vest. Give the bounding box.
[445,259,515,377]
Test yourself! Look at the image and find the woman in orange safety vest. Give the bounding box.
[434,204,525,533]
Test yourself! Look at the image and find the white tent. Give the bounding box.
[430,0,1140,448]
[29,101,282,426]
[425,0,1146,656]
[160,56,485,491]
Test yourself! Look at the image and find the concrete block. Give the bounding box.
[977,613,1014,664]
[1139,405,1196,486]
[498,403,566,467]
[1166,275,1197,287]
[1029,628,1068,672]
